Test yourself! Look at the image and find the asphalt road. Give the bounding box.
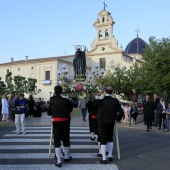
[0,125,170,170]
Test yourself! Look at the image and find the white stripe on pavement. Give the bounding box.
[0,153,98,159]
[11,129,90,133]
[3,134,92,137]
[0,145,97,149]
[0,164,119,170]
[23,127,89,129]
[0,138,95,143]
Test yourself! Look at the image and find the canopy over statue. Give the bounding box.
[73,46,86,80]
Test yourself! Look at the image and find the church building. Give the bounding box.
[0,8,147,101]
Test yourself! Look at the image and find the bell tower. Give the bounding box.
[87,9,122,56]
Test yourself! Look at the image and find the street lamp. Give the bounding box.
[89,63,105,80]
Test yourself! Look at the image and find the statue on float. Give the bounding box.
[73,45,86,80]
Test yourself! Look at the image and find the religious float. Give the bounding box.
[57,46,105,99]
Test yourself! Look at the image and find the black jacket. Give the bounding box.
[154,98,160,109]
[95,96,124,122]
[144,101,155,121]
[48,95,73,118]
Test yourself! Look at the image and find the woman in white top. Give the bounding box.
[124,103,130,123]
[1,94,9,123]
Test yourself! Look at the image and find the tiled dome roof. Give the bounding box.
[124,36,147,54]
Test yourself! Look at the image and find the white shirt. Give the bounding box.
[1,98,9,114]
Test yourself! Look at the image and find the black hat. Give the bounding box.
[54,86,62,95]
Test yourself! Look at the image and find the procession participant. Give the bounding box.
[48,86,73,167]
[86,97,95,141]
[14,94,27,135]
[93,93,105,157]
[95,86,124,164]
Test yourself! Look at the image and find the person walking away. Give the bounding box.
[93,94,105,157]
[130,104,138,123]
[15,94,27,135]
[86,97,95,141]
[153,94,160,126]
[28,95,35,118]
[143,96,155,131]
[78,97,87,121]
[1,94,9,123]
[95,86,124,164]
[37,98,42,117]
[48,86,73,167]
[157,97,167,130]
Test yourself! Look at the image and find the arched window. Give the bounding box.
[105,29,109,39]
[102,17,105,23]
[99,30,102,40]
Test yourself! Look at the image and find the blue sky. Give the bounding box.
[0,0,170,63]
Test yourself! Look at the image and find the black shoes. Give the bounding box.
[96,152,108,157]
[90,137,95,141]
[55,162,62,167]
[96,153,102,157]
[64,156,72,162]
[108,157,113,162]
[100,160,107,164]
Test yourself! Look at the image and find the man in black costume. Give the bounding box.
[48,86,73,167]
[95,86,124,164]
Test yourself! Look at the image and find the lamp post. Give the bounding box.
[89,63,105,81]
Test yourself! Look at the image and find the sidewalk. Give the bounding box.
[1,112,169,134]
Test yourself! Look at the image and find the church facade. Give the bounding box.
[0,9,147,101]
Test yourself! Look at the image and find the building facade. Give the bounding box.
[0,9,147,101]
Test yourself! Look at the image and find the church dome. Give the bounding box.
[124,36,147,54]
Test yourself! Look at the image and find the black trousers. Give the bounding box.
[131,113,137,122]
[159,113,166,128]
[146,120,152,130]
[98,120,114,145]
[89,114,94,133]
[53,121,70,148]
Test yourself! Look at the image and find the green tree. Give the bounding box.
[0,77,6,96]
[97,61,133,100]
[5,70,41,95]
[141,37,170,96]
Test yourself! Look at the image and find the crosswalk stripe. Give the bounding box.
[0,145,97,150]
[24,127,89,129]
[0,126,119,170]
[3,134,92,137]
[0,164,118,170]
[12,129,90,133]
[0,153,98,159]
[0,138,94,143]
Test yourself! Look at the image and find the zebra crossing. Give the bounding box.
[0,126,119,170]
